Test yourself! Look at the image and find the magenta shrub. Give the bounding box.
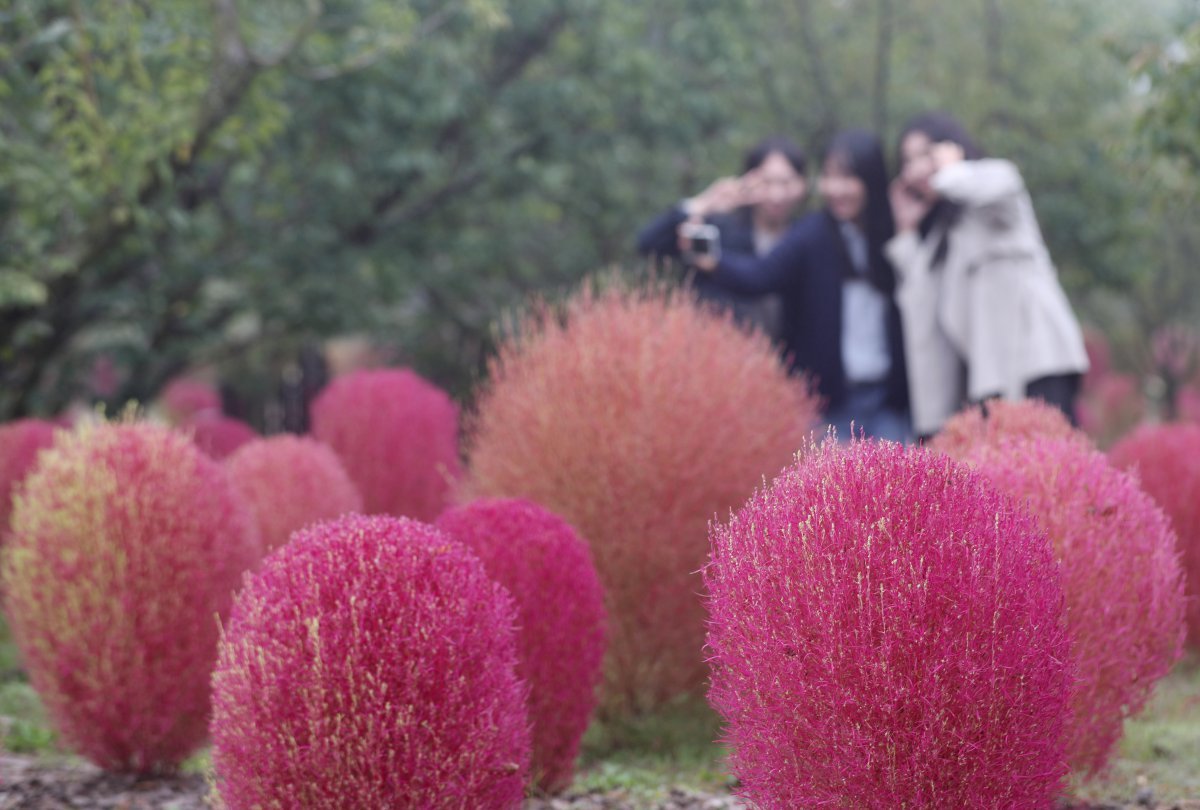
[311,369,461,521]
[930,398,1085,461]
[705,440,1073,808]
[969,437,1185,774]
[158,378,221,423]
[466,281,817,712]
[211,514,529,808]
[186,414,257,460]
[1109,423,1200,647]
[0,419,57,541]
[437,498,606,792]
[2,422,260,773]
[225,436,363,554]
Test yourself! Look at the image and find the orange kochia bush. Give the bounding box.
[464,281,818,712]
[2,422,260,773]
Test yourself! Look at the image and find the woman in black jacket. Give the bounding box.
[636,137,808,337]
[690,129,910,441]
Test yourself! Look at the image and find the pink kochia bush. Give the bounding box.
[2,422,260,773]
[224,436,363,554]
[311,369,461,521]
[0,419,57,540]
[1109,423,1200,646]
[186,414,257,460]
[969,437,1185,775]
[437,498,606,793]
[930,398,1086,461]
[465,281,818,712]
[210,514,530,809]
[705,440,1074,808]
[158,378,221,423]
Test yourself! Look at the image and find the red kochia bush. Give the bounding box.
[158,378,221,423]
[2,422,260,773]
[437,498,606,792]
[186,414,257,460]
[969,437,1185,775]
[225,436,363,554]
[311,369,461,521]
[0,419,57,540]
[1109,423,1200,646]
[930,398,1086,461]
[465,281,817,712]
[211,514,529,809]
[705,440,1073,809]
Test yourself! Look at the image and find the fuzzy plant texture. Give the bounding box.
[0,419,57,541]
[224,435,363,555]
[311,368,461,521]
[705,440,1074,809]
[158,378,222,423]
[2,421,261,773]
[437,498,606,793]
[968,437,1185,775]
[465,281,818,713]
[210,514,530,809]
[1109,423,1200,647]
[930,398,1086,461]
[186,414,258,460]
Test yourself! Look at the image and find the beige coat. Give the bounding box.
[886,159,1089,436]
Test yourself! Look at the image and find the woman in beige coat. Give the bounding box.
[886,112,1088,439]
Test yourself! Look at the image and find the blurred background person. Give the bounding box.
[689,129,910,442]
[888,111,1089,439]
[636,137,808,338]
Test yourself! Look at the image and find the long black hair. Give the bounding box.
[897,112,985,266]
[823,128,897,294]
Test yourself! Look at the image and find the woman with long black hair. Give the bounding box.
[887,112,1088,438]
[691,129,910,441]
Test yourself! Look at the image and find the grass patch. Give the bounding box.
[1071,655,1200,803]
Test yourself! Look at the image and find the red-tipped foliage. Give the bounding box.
[930,398,1087,461]
[0,419,57,541]
[211,514,530,809]
[311,369,461,521]
[186,414,257,460]
[465,282,817,712]
[969,437,1185,774]
[225,436,363,554]
[2,422,260,773]
[159,378,222,423]
[705,440,1073,809]
[1109,423,1200,646]
[437,498,606,792]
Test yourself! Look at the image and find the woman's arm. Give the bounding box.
[931,159,1024,209]
[701,220,814,295]
[636,206,689,257]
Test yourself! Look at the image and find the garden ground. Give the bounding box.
[1,634,1197,808]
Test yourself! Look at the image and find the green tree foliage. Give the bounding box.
[0,0,1193,420]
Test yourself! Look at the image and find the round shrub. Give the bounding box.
[465,281,818,712]
[187,414,257,460]
[210,514,530,809]
[224,436,363,554]
[1109,423,1200,647]
[930,398,1085,461]
[705,440,1074,808]
[437,498,606,792]
[968,437,1185,775]
[2,421,261,773]
[158,378,221,423]
[0,419,57,541]
[311,369,461,521]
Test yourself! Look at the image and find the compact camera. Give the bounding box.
[680,222,721,260]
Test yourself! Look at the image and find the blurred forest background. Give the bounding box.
[2,0,1199,424]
